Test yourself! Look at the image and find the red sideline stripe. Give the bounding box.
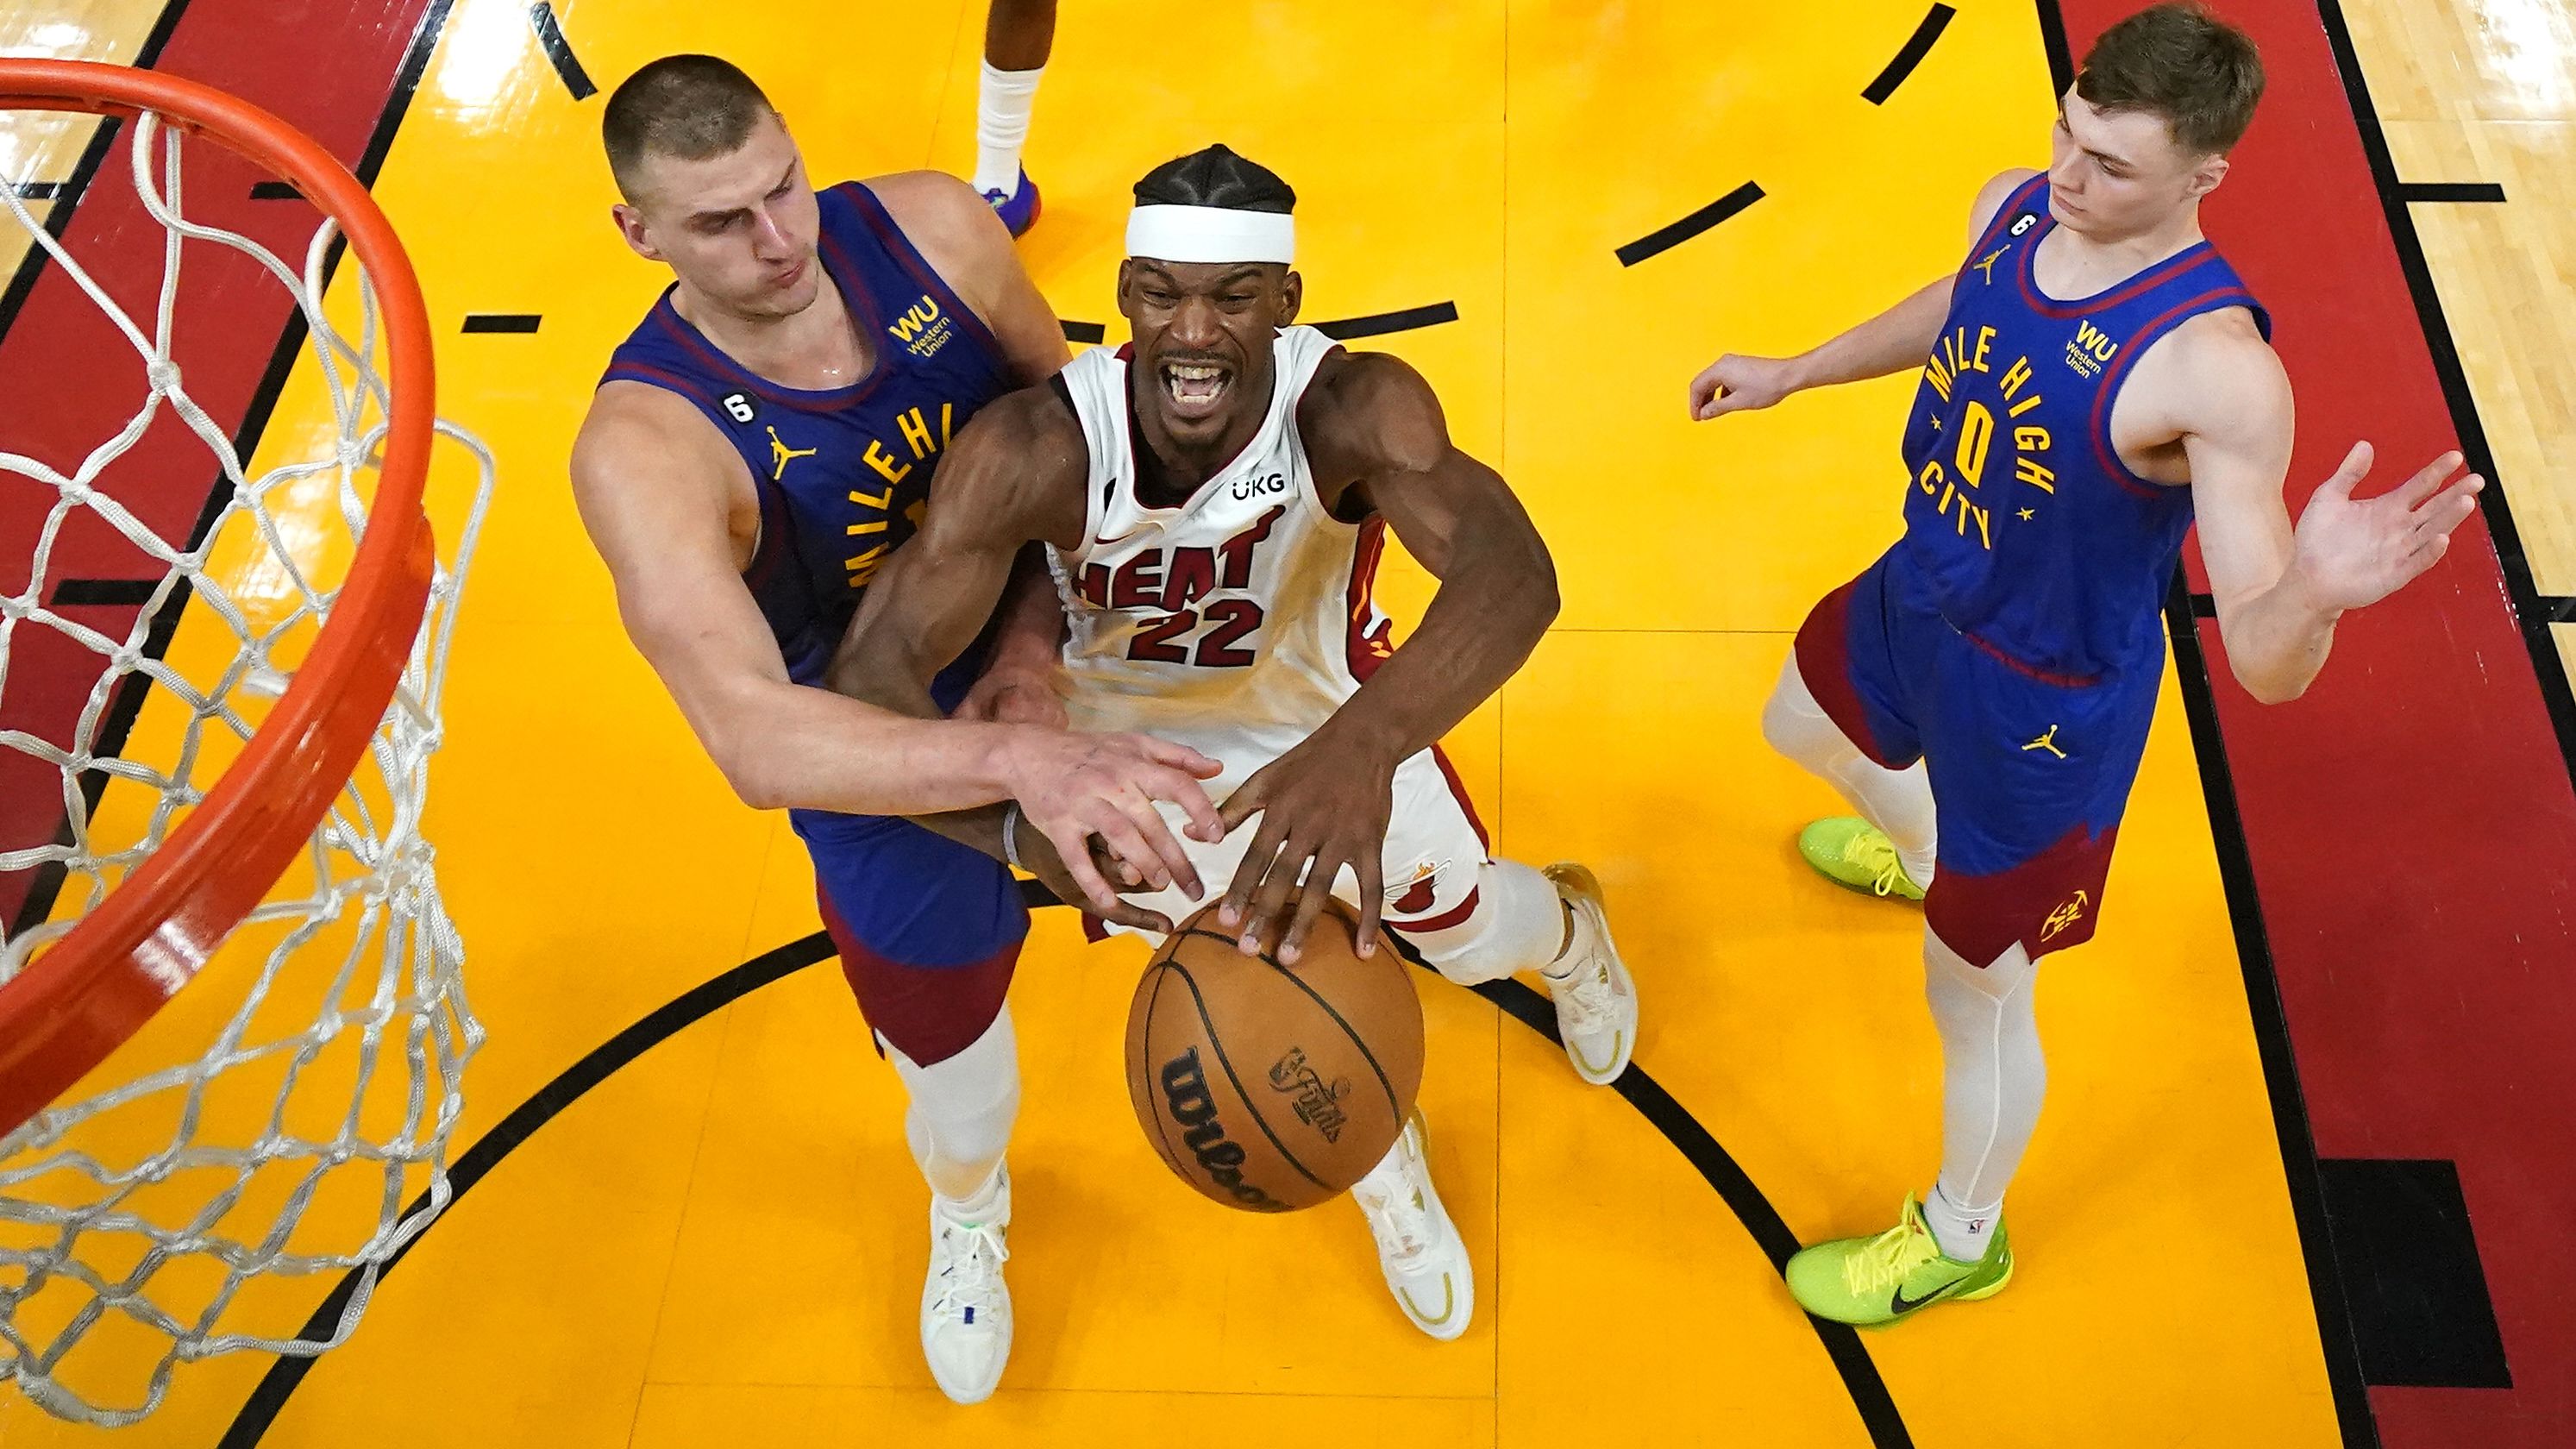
[0,0,435,931]
[2059,3,2576,1442]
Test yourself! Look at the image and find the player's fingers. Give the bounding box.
[1133,734,1224,779]
[1276,852,1344,966]
[1242,844,1307,957]
[1078,805,1174,894]
[1048,831,1125,919]
[1219,818,1288,930]
[2390,451,2466,510]
[1135,762,1227,843]
[2317,440,2372,500]
[1113,792,1203,900]
[1217,769,1271,835]
[1095,897,1177,935]
[1351,852,1384,958]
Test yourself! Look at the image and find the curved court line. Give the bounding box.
[1864,4,1958,105]
[219,923,1913,1447]
[527,2,598,102]
[1313,302,1460,341]
[1614,183,1766,267]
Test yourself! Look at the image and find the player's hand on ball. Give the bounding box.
[1216,729,1396,965]
[1689,353,1800,421]
[1015,827,1176,935]
[2291,443,2485,612]
[1005,728,1225,919]
[955,663,1068,728]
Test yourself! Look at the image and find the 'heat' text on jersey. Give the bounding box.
[1916,324,2059,550]
[1074,505,1285,669]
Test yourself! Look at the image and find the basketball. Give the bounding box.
[1123,902,1425,1212]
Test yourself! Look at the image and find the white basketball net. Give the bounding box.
[0,110,489,1424]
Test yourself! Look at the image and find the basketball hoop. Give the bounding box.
[0,60,489,1423]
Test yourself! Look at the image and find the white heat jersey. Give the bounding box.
[1045,324,1392,774]
[1045,325,1487,935]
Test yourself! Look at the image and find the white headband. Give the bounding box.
[1125,204,1294,265]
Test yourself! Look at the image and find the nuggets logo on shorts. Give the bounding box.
[2041,890,2090,942]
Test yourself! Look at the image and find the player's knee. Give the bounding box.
[890,1007,1021,1190]
[1390,858,1563,987]
[1760,654,1836,766]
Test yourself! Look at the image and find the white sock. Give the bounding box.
[1760,653,1938,888]
[974,62,1044,198]
[1921,1181,1999,1263]
[885,1007,1021,1203]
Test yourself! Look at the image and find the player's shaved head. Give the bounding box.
[602,54,780,203]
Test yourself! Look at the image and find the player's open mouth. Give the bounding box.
[1161,361,1232,421]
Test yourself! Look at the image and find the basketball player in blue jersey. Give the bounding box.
[1686,3,2483,1325]
[830,144,1639,1347]
[569,57,1230,1403]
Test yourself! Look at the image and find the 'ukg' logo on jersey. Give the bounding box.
[888,293,955,360]
[1919,323,2059,550]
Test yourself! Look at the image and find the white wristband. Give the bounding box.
[1001,803,1024,870]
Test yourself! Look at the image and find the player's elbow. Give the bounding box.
[2236,671,2312,707]
[711,738,794,812]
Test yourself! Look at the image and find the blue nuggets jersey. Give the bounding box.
[1897,172,2270,682]
[601,181,1012,686]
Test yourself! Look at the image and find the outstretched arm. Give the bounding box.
[1217,352,1558,963]
[1689,166,2036,421]
[2183,328,2484,703]
[824,390,1225,921]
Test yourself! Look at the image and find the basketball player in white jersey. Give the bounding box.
[830,144,1640,1344]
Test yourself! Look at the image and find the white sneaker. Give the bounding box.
[1540,862,1638,1085]
[1351,1113,1474,1340]
[921,1164,1012,1404]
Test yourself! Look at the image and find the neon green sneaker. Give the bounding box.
[1796,817,1924,902]
[1786,1195,2012,1327]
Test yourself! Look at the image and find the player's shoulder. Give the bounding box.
[855,170,1013,268]
[1301,347,1449,473]
[1966,167,2045,244]
[577,378,731,479]
[2140,305,2287,436]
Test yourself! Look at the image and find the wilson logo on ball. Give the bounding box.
[1159,1047,1289,1212]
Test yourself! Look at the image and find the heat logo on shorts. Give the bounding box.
[1267,1046,1351,1144]
[1159,1047,1288,1211]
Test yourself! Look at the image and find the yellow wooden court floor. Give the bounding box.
[5,0,2572,1444]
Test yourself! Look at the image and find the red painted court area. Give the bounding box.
[0,0,430,930]
[2059,2,2576,1443]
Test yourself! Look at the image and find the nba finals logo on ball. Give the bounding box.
[1268,1047,1351,1144]
[1125,903,1424,1213]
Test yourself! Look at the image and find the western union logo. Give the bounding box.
[888,294,954,359]
[2064,320,2118,380]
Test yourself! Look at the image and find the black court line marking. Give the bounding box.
[9,0,462,945]
[1061,318,1106,344]
[2397,182,2507,204]
[2540,597,2576,624]
[228,919,1913,1447]
[46,579,160,607]
[10,181,66,202]
[0,0,196,345]
[526,2,597,101]
[1313,302,1460,341]
[248,180,303,200]
[2315,0,2576,782]
[2187,592,2218,618]
[2040,5,2382,1444]
[1615,182,1765,268]
[1864,4,1958,104]
[1175,924,1403,1122]
[461,313,540,334]
[216,932,836,1446]
[1163,960,1332,1193]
